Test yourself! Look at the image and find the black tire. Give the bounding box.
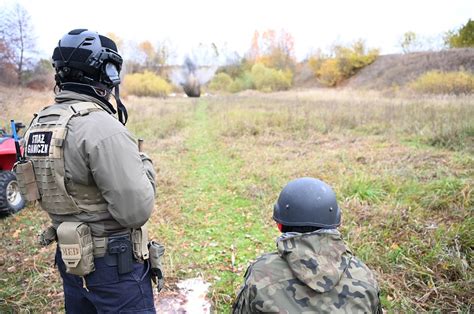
[0,171,26,214]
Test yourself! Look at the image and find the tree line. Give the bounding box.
[0,2,473,90]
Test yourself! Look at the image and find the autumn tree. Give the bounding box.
[0,3,36,85]
[445,19,474,48]
[138,40,174,74]
[0,36,17,84]
[246,29,296,71]
[248,31,260,62]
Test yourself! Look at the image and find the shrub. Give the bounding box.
[333,40,379,77]
[228,72,255,93]
[250,63,292,92]
[208,73,233,92]
[317,59,343,86]
[211,62,292,93]
[123,71,172,97]
[308,51,325,74]
[308,40,379,87]
[409,71,474,95]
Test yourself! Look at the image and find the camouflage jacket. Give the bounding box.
[233,229,382,313]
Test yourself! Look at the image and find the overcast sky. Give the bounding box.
[2,0,473,63]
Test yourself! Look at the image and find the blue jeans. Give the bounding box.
[55,248,156,313]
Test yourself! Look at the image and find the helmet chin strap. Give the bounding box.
[60,82,117,114]
[60,81,127,125]
[113,85,128,125]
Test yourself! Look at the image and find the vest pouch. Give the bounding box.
[57,222,95,276]
[14,161,40,202]
[132,225,149,262]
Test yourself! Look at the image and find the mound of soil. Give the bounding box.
[345,48,474,89]
[294,48,474,90]
[293,62,324,88]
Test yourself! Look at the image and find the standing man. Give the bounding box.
[15,29,157,313]
[233,177,382,313]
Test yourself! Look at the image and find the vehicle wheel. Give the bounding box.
[0,171,26,214]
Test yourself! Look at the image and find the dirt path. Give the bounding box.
[150,100,276,312]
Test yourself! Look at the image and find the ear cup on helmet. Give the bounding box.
[105,63,121,85]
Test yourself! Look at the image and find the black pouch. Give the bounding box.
[105,235,133,274]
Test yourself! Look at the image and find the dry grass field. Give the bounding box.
[0,87,472,312]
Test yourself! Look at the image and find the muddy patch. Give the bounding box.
[155,277,211,313]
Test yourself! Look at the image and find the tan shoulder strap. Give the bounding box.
[51,102,104,207]
[69,102,103,116]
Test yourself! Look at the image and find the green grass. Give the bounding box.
[146,100,278,311]
[0,88,473,312]
[343,175,388,203]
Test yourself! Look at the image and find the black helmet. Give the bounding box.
[273,177,341,229]
[52,29,127,124]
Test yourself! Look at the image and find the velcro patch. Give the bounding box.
[60,243,82,267]
[27,131,53,156]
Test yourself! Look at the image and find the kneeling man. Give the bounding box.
[233,177,382,313]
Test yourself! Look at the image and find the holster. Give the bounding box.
[148,241,165,292]
[38,225,57,247]
[104,235,134,274]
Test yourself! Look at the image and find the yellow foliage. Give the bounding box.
[308,55,324,74]
[309,40,379,87]
[409,71,474,95]
[317,59,343,87]
[123,71,172,97]
[334,40,379,76]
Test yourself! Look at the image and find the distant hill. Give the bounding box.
[345,48,474,89]
[294,48,474,90]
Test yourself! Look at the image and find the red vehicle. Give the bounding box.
[0,124,26,214]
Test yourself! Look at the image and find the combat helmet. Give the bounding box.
[52,29,128,124]
[273,177,341,229]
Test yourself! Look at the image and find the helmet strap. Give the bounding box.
[277,223,283,232]
[60,82,117,114]
[113,85,128,125]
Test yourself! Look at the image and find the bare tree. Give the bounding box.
[0,3,36,85]
[400,31,421,54]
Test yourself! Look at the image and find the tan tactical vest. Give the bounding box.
[25,102,108,215]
